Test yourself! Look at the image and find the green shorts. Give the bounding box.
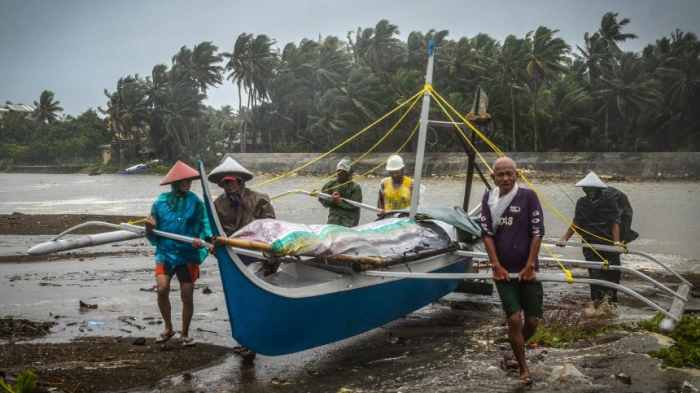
[495,280,544,319]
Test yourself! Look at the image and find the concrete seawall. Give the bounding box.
[7,152,699,178]
[226,152,700,179]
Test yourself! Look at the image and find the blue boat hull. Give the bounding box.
[216,249,470,355]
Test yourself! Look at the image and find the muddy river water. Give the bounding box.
[0,173,698,391]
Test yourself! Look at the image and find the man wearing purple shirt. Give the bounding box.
[480,157,544,386]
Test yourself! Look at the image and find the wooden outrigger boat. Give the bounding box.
[28,41,691,356]
[197,42,477,355]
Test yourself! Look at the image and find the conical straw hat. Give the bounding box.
[160,161,200,185]
[575,171,607,188]
[208,157,254,184]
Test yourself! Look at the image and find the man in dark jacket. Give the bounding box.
[558,171,638,303]
[208,157,275,237]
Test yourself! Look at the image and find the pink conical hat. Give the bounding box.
[160,161,200,185]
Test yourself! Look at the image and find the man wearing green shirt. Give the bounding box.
[318,157,363,227]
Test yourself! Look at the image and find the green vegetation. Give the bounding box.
[529,306,616,348]
[637,313,700,369]
[0,368,37,393]
[2,13,699,170]
[0,109,110,168]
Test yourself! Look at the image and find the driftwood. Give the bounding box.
[0,318,56,340]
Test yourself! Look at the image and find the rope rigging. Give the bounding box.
[228,82,624,280]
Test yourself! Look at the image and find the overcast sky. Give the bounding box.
[1,0,698,116]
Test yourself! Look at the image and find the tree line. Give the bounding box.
[2,13,698,168]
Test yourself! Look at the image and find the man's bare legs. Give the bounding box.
[179,282,194,340]
[507,311,538,383]
[156,273,174,337]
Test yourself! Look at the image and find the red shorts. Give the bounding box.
[155,262,200,283]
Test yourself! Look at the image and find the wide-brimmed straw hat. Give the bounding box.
[160,161,199,185]
[207,157,254,184]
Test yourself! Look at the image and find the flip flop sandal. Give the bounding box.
[155,331,176,343]
[180,337,196,346]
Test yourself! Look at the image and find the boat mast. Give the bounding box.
[409,40,435,219]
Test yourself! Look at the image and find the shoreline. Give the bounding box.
[4,151,700,179]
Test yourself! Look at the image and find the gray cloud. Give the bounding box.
[1,0,698,116]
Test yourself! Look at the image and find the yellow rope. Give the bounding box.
[271,120,421,202]
[270,92,424,202]
[429,88,497,173]
[251,88,427,190]
[542,244,574,283]
[318,93,424,194]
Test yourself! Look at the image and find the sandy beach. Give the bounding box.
[1,213,699,392]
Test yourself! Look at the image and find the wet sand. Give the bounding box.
[1,214,699,392]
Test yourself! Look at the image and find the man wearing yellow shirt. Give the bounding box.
[377,154,414,216]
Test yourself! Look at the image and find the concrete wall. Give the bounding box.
[224,152,700,179]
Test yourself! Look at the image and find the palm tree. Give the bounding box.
[650,30,699,149]
[495,35,528,151]
[223,33,277,152]
[33,90,63,124]
[161,82,204,160]
[437,36,490,96]
[223,33,253,123]
[598,12,638,55]
[350,20,404,82]
[596,52,663,147]
[524,26,570,151]
[171,42,223,94]
[144,64,171,157]
[307,36,352,92]
[189,42,223,94]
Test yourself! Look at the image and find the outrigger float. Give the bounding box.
[29,41,691,355]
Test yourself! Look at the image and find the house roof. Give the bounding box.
[6,104,36,113]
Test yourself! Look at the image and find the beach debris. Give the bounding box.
[615,372,632,385]
[367,352,409,364]
[682,381,698,392]
[140,285,178,292]
[119,316,145,330]
[0,318,56,340]
[270,378,300,386]
[388,331,410,345]
[196,327,216,334]
[202,286,213,294]
[38,282,61,287]
[79,300,98,310]
[550,363,586,382]
[132,337,146,346]
[87,321,107,326]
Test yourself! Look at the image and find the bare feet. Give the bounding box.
[518,373,533,385]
